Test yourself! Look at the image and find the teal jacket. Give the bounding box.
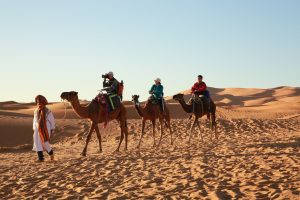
[149,84,164,99]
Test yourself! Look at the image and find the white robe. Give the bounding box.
[32,108,55,152]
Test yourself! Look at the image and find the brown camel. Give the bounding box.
[173,93,217,142]
[132,95,173,148]
[60,91,128,156]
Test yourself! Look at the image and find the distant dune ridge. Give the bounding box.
[0,86,300,199]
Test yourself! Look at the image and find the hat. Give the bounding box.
[154,78,161,83]
[108,71,114,76]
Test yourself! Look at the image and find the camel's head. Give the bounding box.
[60,91,79,102]
[173,93,184,101]
[131,95,140,105]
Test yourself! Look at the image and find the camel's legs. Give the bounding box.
[81,122,96,156]
[123,120,128,150]
[116,124,125,152]
[94,124,102,153]
[137,120,146,148]
[188,118,197,144]
[212,112,217,139]
[185,120,192,133]
[167,120,173,145]
[119,120,128,151]
[152,120,156,147]
[164,112,173,145]
[209,105,217,139]
[196,119,203,142]
[158,119,164,147]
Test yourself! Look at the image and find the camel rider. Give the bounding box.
[102,71,121,110]
[191,75,211,110]
[102,71,119,94]
[149,78,165,112]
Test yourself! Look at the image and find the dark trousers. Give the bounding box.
[158,98,165,112]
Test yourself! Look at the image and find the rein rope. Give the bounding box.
[61,100,70,119]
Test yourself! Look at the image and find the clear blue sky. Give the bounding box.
[0,0,299,102]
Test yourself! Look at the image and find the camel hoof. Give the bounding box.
[81,152,86,156]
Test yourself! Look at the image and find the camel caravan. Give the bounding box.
[60,72,217,156]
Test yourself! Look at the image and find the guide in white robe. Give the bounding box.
[32,108,55,152]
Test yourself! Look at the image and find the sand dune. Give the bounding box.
[173,86,300,113]
[0,86,299,199]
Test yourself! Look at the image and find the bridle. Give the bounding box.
[61,93,73,119]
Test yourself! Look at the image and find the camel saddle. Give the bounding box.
[93,93,121,128]
[148,95,159,105]
[188,95,210,109]
[94,93,121,112]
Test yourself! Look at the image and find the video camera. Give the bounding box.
[101,74,109,79]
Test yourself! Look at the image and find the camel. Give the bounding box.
[60,91,128,156]
[173,93,217,142]
[132,95,173,148]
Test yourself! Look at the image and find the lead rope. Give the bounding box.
[192,94,195,114]
[62,100,69,119]
[200,99,204,117]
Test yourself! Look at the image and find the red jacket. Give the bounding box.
[191,82,207,94]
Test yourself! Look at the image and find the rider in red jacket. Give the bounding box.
[191,75,207,95]
[191,75,208,96]
[191,75,211,110]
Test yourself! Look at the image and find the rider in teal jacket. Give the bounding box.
[149,78,165,112]
[149,78,164,99]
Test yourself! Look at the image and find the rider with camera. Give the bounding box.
[101,71,123,111]
[102,71,119,95]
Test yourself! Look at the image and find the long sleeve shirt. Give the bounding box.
[103,78,119,94]
[191,82,207,94]
[149,84,164,99]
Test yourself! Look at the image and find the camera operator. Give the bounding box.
[102,71,119,95]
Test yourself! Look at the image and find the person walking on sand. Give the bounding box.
[32,95,55,162]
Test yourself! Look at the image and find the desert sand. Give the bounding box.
[0,86,300,199]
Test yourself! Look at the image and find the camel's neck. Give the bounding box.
[178,98,193,113]
[70,99,90,118]
[134,102,147,118]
